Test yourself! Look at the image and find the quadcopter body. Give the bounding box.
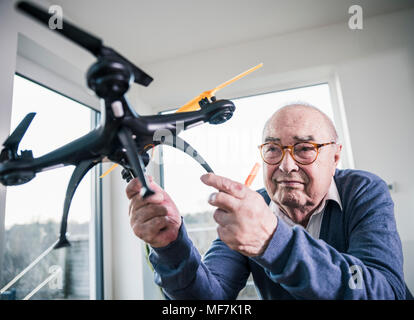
[0,1,260,249]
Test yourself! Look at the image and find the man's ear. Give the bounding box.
[334,144,342,167]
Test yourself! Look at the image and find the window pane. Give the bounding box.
[161,83,336,299]
[1,75,94,300]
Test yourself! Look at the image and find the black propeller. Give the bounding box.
[16,1,153,87]
[1,113,36,159]
[0,113,36,185]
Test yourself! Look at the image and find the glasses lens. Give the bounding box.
[262,143,283,164]
[293,143,317,164]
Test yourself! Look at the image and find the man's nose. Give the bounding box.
[278,149,299,174]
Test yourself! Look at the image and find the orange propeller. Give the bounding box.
[175,63,263,113]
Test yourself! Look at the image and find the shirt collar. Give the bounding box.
[325,177,343,211]
[304,177,343,215]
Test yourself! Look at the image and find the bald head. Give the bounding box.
[263,104,338,142]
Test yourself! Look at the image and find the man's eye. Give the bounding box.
[265,146,279,153]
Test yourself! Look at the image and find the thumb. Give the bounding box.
[126,175,154,199]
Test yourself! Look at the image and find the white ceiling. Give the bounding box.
[42,0,414,66]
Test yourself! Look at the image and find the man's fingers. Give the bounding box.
[200,173,246,199]
[217,225,235,245]
[128,190,164,216]
[130,204,168,225]
[213,209,233,226]
[126,176,156,200]
[126,177,141,199]
[208,191,240,213]
[132,216,169,242]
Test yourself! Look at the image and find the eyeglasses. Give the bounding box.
[258,141,336,165]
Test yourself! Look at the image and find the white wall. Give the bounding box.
[134,8,414,292]
[337,49,414,292]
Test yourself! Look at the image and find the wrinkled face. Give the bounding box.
[262,106,341,213]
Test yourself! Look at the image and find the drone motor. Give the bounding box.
[0,170,36,186]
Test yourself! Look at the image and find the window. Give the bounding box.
[0,75,97,300]
[160,83,338,299]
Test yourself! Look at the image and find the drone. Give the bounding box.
[0,2,262,249]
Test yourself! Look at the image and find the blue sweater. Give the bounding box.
[149,169,407,299]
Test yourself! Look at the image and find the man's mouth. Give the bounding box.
[276,180,304,187]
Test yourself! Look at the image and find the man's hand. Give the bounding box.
[201,173,277,257]
[126,176,181,248]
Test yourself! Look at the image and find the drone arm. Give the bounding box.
[1,127,105,176]
[54,160,97,249]
[123,99,235,137]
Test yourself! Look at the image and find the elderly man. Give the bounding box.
[126,104,408,299]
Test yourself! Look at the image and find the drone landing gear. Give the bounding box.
[117,127,155,198]
[54,160,97,249]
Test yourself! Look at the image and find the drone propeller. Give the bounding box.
[175,63,263,113]
[2,113,36,155]
[16,1,153,87]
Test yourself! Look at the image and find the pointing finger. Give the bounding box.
[201,173,246,199]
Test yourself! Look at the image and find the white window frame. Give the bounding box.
[0,33,104,300]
